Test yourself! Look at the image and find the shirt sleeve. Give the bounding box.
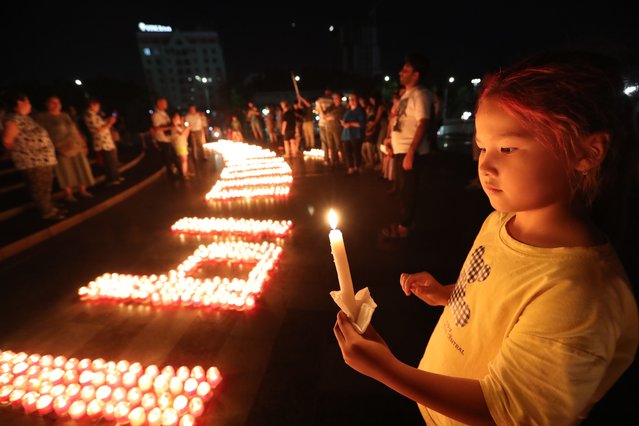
[412,90,430,121]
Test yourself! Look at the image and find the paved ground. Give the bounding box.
[0,147,636,425]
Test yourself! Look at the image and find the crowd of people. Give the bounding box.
[1,92,126,221]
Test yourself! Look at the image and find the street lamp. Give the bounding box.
[75,79,88,99]
[194,75,211,110]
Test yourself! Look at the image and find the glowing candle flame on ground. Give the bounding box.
[0,350,221,423]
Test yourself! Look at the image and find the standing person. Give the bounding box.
[316,88,333,164]
[340,93,367,174]
[83,98,122,186]
[185,104,205,162]
[293,101,304,151]
[36,96,95,202]
[2,92,64,220]
[151,97,181,180]
[280,100,298,157]
[264,105,278,146]
[170,112,190,180]
[230,115,243,141]
[382,54,434,239]
[298,96,316,150]
[323,92,345,168]
[334,50,639,426]
[247,101,264,143]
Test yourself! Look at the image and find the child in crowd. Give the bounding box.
[170,112,190,180]
[334,50,638,425]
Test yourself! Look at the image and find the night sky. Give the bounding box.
[3,1,637,88]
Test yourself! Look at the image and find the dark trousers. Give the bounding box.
[102,149,121,182]
[157,141,182,177]
[393,153,425,228]
[343,138,362,169]
[23,166,54,216]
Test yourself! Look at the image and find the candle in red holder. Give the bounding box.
[36,394,54,415]
[22,391,38,413]
[86,399,104,420]
[188,397,204,417]
[9,389,25,408]
[180,413,196,426]
[68,399,86,420]
[96,384,112,401]
[206,366,221,387]
[129,406,147,426]
[141,392,157,410]
[173,394,189,415]
[183,378,198,396]
[127,387,142,406]
[162,407,179,426]
[0,385,12,403]
[147,407,162,426]
[137,374,153,392]
[114,401,131,423]
[65,383,81,400]
[103,401,116,421]
[176,366,190,382]
[197,381,212,401]
[53,395,70,416]
[80,384,95,402]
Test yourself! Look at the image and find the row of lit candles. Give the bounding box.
[171,217,293,237]
[303,148,325,159]
[204,141,293,201]
[78,242,283,309]
[1,350,220,424]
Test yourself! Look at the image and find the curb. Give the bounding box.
[0,167,165,262]
[0,149,146,222]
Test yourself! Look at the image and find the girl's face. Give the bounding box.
[475,97,572,215]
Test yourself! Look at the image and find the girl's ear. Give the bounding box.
[574,132,609,174]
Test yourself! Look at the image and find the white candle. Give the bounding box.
[328,210,358,317]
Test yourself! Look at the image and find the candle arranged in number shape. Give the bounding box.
[328,210,358,317]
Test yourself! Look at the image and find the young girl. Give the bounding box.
[334,51,638,425]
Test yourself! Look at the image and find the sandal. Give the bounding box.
[381,223,409,239]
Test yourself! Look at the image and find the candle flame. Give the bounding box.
[328,210,338,230]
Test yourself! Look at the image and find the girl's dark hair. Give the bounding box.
[479,49,638,246]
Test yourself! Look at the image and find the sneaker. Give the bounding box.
[65,196,78,203]
[118,177,125,182]
[79,191,94,199]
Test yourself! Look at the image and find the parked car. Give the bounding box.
[436,118,475,155]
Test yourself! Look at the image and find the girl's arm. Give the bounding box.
[334,312,494,426]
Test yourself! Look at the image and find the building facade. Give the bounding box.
[136,23,227,111]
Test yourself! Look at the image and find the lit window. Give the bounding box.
[143,47,151,56]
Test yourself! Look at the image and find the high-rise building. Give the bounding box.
[136,22,227,111]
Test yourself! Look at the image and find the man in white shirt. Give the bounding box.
[383,54,434,239]
[151,97,182,179]
[185,104,205,162]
